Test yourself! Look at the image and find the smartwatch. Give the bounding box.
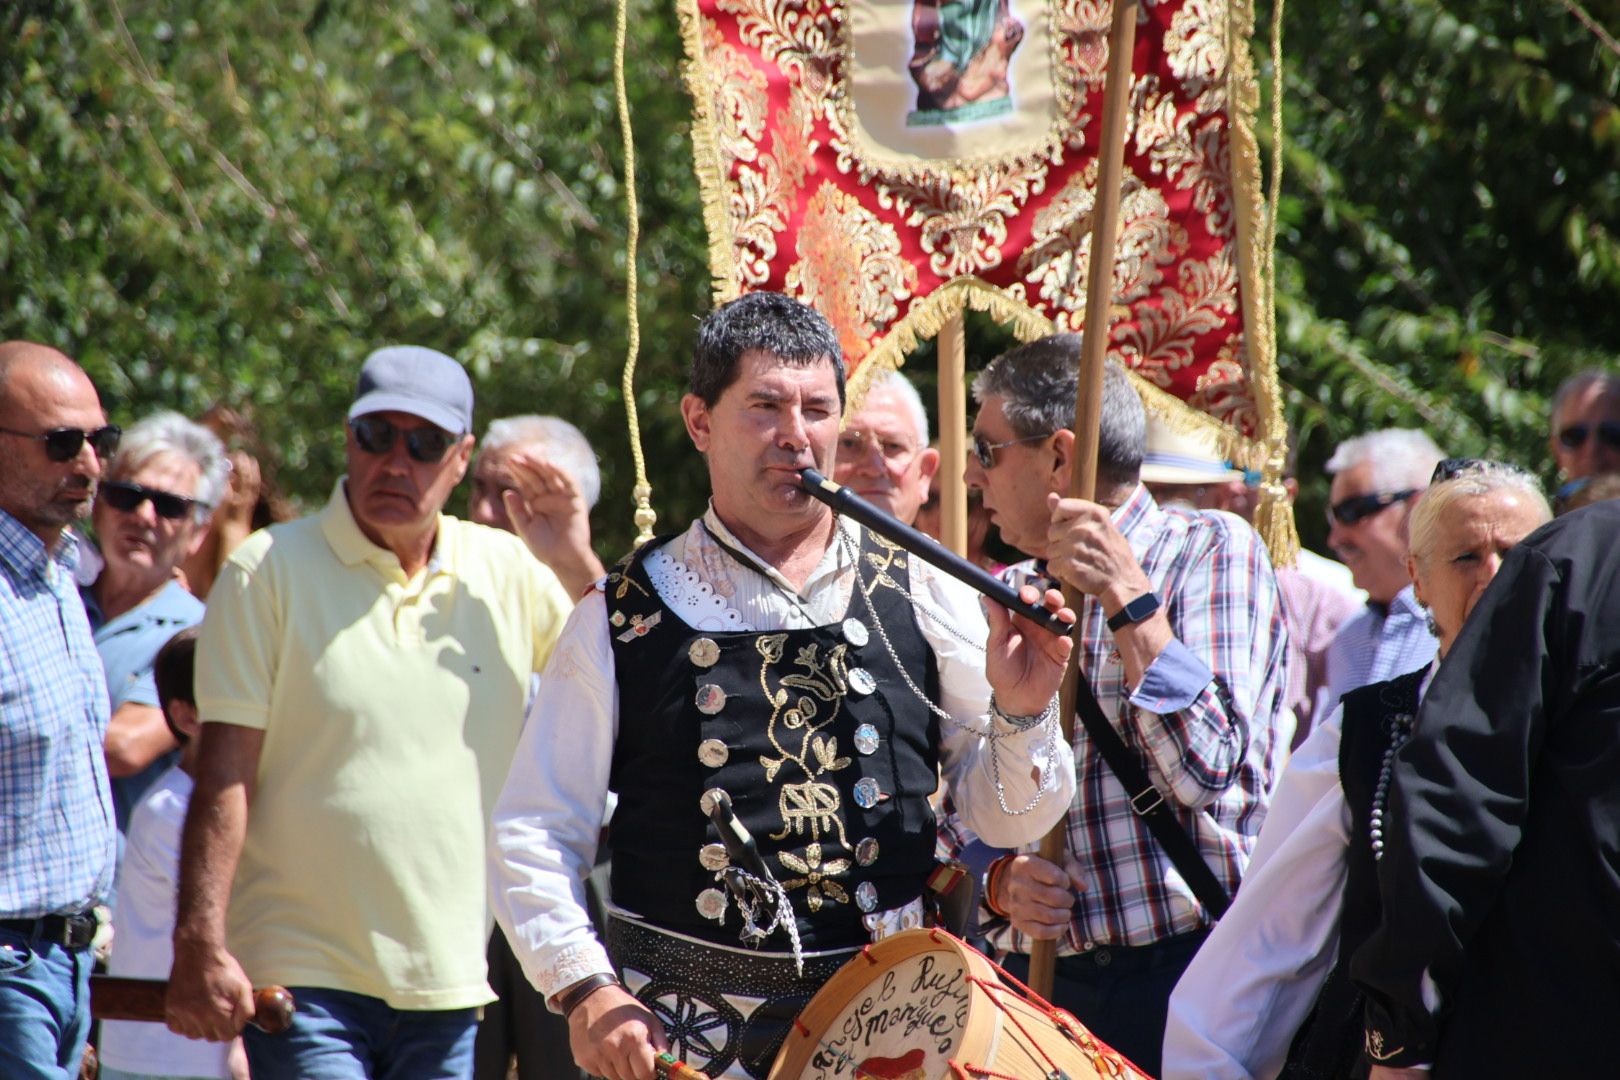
[1106,591,1161,632]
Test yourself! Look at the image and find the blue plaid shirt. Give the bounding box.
[0,511,116,917]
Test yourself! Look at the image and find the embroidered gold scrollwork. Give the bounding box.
[755,635,854,850]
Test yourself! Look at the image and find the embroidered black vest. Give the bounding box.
[1280,667,1427,1080]
[605,526,942,950]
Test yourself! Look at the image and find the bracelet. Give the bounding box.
[989,693,1060,731]
[556,973,621,1019]
[983,854,1017,918]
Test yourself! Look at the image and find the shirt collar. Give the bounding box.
[320,479,447,575]
[700,501,854,596]
[0,507,80,580]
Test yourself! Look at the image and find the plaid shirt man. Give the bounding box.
[946,484,1292,951]
[0,511,116,918]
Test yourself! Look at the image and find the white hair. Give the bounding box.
[1325,428,1445,493]
[1408,462,1550,566]
[110,410,229,519]
[863,368,930,446]
[479,415,601,509]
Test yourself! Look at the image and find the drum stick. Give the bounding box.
[798,468,1072,637]
[90,976,296,1035]
[655,1052,708,1079]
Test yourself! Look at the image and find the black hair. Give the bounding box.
[153,627,199,746]
[689,292,846,409]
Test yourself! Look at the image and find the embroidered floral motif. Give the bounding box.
[777,842,853,911]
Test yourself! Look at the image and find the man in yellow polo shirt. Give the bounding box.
[165,347,573,1080]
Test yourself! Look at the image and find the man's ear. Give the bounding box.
[448,434,475,485]
[1049,428,1075,493]
[914,446,941,503]
[681,394,712,454]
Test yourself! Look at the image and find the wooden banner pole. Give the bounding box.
[938,311,969,557]
[1026,0,1140,1001]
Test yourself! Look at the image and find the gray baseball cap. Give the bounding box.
[348,346,474,435]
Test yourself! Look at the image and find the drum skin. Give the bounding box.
[768,929,1148,1079]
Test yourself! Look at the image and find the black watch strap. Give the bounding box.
[1106,591,1160,632]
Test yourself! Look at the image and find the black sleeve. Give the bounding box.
[1347,543,1566,1066]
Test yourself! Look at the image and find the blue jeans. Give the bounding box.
[241,986,478,1080]
[0,927,94,1080]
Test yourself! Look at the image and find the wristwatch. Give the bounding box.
[1106,591,1161,632]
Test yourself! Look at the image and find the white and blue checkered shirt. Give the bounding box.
[0,511,116,917]
[1313,584,1438,722]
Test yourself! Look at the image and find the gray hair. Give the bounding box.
[1408,461,1550,566]
[110,410,230,519]
[479,414,601,509]
[972,335,1144,488]
[1324,428,1445,492]
[1550,369,1620,429]
[862,368,930,445]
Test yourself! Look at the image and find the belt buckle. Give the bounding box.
[1129,786,1165,816]
[60,912,97,949]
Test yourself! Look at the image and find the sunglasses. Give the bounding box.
[1328,488,1417,526]
[349,415,460,463]
[0,424,122,463]
[971,432,1050,470]
[1556,420,1620,452]
[1431,457,1486,484]
[101,480,206,521]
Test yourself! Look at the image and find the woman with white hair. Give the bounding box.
[81,410,228,832]
[1161,460,1551,1080]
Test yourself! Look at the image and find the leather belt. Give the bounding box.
[0,911,99,949]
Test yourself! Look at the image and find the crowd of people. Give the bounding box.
[0,311,1616,1080]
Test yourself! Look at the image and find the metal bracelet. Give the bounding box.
[989,692,1059,731]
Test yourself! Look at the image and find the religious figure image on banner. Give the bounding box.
[845,0,1060,165]
[907,0,1024,126]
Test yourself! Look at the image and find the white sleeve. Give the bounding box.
[914,564,1076,848]
[489,591,618,1001]
[1247,704,1345,876]
[1161,742,1352,1080]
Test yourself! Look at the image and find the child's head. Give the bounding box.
[153,627,201,744]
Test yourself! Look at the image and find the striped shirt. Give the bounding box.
[0,512,116,917]
[1313,584,1437,722]
[947,485,1293,951]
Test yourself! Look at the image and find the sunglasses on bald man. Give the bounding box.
[0,424,122,462]
[349,415,461,463]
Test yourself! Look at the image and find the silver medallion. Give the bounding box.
[855,881,879,912]
[699,788,729,817]
[699,843,730,871]
[853,723,880,755]
[697,738,730,768]
[688,638,721,669]
[696,888,728,921]
[853,777,881,809]
[841,618,869,648]
[855,837,880,866]
[847,667,877,696]
[695,684,727,715]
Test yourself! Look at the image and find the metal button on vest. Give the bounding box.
[695,684,727,715]
[855,881,879,912]
[853,723,879,755]
[855,837,879,866]
[688,638,721,668]
[699,843,729,871]
[847,668,876,696]
[699,788,729,817]
[697,739,729,768]
[841,618,869,648]
[696,888,728,921]
[853,777,881,809]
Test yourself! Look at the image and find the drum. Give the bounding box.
[768,929,1148,1080]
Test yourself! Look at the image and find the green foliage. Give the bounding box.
[3,0,1618,559]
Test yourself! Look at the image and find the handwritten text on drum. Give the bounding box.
[810,953,972,1074]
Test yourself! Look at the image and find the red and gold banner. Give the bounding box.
[676,0,1284,481]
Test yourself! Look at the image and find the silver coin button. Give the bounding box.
[697,738,730,768]
[699,843,730,871]
[855,881,879,912]
[695,684,728,715]
[841,618,869,648]
[699,788,729,816]
[696,888,728,921]
[855,837,879,866]
[847,668,876,696]
[853,777,881,809]
[853,723,879,755]
[688,638,721,668]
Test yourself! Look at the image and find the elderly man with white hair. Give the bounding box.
[1314,429,1444,720]
[469,414,604,598]
[832,368,941,527]
[81,410,228,834]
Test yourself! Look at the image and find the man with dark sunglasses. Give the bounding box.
[167,346,575,1080]
[1548,368,1620,488]
[78,411,227,841]
[0,341,119,1079]
[1314,428,1444,723]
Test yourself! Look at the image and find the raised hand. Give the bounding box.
[502,450,605,597]
[983,583,1074,717]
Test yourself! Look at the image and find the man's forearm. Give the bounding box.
[174,776,249,948]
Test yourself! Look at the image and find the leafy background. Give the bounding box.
[3,0,1617,557]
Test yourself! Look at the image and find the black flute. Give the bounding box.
[798,467,1073,637]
